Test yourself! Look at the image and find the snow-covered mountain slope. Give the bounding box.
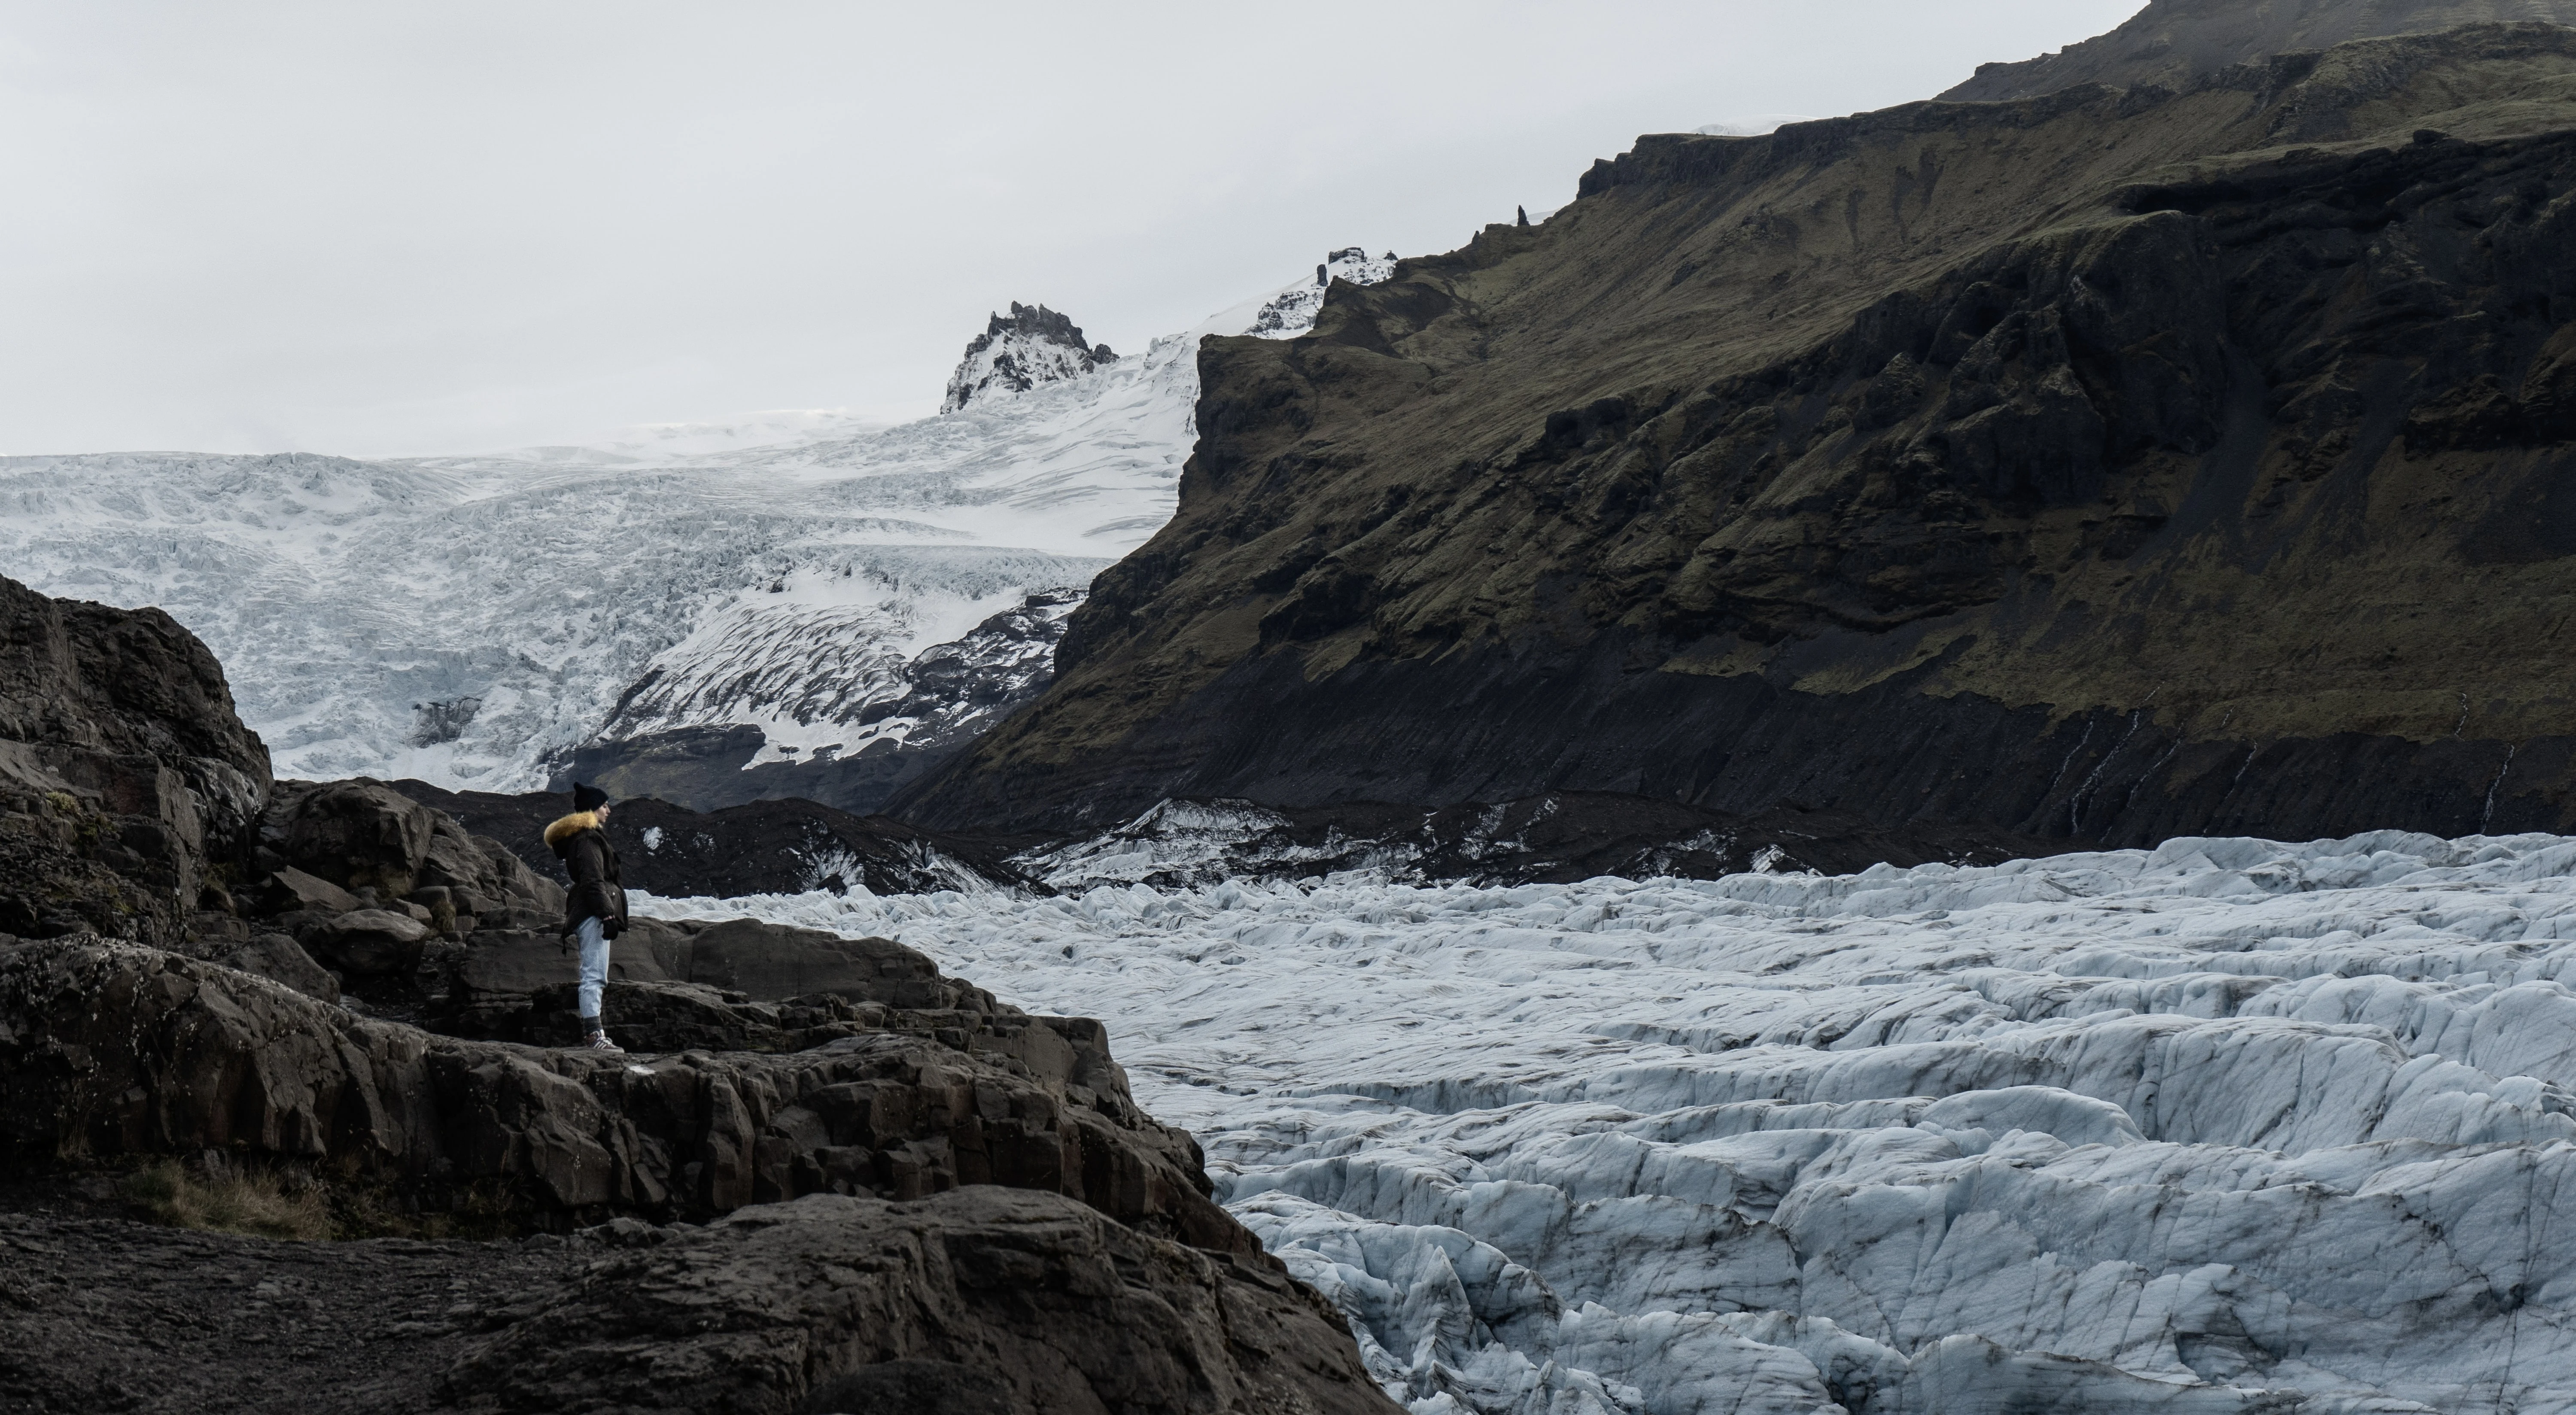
[0,252,1392,797]
[941,301,1119,414]
[648,829,2576,1414]
[563,588,1087,812]
[1246,247,1398,339]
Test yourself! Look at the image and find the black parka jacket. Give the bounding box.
[545,813,628,939]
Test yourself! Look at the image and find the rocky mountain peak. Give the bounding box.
[940,301,1118,414]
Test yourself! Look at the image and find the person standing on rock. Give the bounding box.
[545,783,629,1052]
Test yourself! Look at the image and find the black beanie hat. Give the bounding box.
[573,782,609,813]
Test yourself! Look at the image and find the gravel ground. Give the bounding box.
[0,1185,578,1415]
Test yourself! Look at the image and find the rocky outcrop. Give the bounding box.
[0,936,1240,1249]
[207,775,579,1009]
[901,24,2576,849]
[391,780,1034,898]
[0,575,271,943]
[1943,0,2576,102]
[259,778,564,918]
[0,1193,1399,1415]
[943,302,1120,414]
[0,582,1397,1411]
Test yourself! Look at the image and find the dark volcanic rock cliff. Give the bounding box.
[902,24,2576,847]
[1946,0,2576,102]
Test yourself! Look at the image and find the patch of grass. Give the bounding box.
[116,1160,544,1242]
[123,1160,334,1242]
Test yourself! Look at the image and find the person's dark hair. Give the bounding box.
[572,782,609,814]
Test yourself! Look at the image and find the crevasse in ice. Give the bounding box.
[642,830,2576,1414]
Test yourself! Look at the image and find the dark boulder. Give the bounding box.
[430,922,1132,1104]
[259,865,362,917]
[276,779,432,897]
[259,777,564,925]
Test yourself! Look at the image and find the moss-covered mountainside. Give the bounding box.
[1947,0,2576,103]
[905,22,2576,845]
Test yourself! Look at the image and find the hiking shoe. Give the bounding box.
[582,1031,624,1053]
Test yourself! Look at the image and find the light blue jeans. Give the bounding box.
[575,915,610,1024]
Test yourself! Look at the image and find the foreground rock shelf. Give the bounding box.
[0,932,1400,1413]
[0,1191,1391,1415]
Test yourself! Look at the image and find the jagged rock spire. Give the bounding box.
[941,302,1118,414]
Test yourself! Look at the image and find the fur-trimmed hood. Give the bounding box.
[545,811,602,850]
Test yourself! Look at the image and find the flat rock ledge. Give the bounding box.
[0,935,1241,1251]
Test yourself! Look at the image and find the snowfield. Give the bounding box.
[640,830,2576,1415]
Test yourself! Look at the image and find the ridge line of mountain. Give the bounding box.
[895,18,2576,848]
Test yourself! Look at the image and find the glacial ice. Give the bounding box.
[0,254,1387,790]
[638,829,2576,1413]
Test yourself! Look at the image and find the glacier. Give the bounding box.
[0,255,1387,794]
[636,829,2576,1414]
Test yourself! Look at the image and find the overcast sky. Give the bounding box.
[0,1,2147,458]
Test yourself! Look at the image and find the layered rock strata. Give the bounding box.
[905,24,2576,848]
